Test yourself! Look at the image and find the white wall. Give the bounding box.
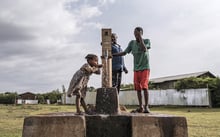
[63,88,210,106]
[17,99,38,104]
[148,88,210,106]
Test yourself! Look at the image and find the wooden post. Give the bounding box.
[101,28,112,88]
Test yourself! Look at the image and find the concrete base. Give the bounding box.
[22,113,188,137]
[22,113,85,137]
[96,87,120,114]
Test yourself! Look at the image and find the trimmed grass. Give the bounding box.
[0,104,220,137]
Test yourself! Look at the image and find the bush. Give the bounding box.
[36,94,45,104]
[174,77,214,90]
[0,92,17,104]
[40,89,62,104]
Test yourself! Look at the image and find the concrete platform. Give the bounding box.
[22,112,188,137]
[22,113,85,137]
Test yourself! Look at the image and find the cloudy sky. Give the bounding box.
[0,0,220,93]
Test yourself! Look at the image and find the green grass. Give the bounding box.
[0,105,220,137]
[0,104,75,137]
[152,107,220,137]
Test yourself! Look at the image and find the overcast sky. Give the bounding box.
[0,0,220,93]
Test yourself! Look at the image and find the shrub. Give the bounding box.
[0,92,17,104]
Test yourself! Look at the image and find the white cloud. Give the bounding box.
[75,5,102,19]
[0,0,120,92]
[1,0,220,93]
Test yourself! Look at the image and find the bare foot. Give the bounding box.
[144,106,150,113]
[130,106,144,113]
[76,111,84,115]
[67,94,72,97]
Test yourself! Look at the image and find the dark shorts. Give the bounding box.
[112,70,122,92]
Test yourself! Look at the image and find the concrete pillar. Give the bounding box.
[97,28,120,114]
[96,87,120,114]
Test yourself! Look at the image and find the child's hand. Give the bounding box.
[100,55,104,59]
[124,69,128,74]
[97,64,103,68]
[136,31,142,42]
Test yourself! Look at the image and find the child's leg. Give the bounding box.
[134,71,143,112]
[143,89,150,113]
[137,90,143,112]
[75,95,81,113]
[143,89,149,106]
[80,98,88,113]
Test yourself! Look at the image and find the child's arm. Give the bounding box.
[93,64,102,74]
[136,32,147,52]
[112,52,126,57]
[81,64,102,74]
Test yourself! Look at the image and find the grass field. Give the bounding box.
[0,104,220,137]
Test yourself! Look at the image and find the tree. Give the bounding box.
[40,89,62,104]
[0,92,17,104]
[37,94,45,104]
[87,86,96,92]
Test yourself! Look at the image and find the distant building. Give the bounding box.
[17,92,38,104]
[150,71,216,89]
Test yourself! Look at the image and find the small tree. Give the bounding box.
[37,94,45,104]
[209,77,220,107]
[48,89,62,104]
[87,86,96,92]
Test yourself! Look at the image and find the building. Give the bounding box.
[17,92,38,104]
[150,71,216,89]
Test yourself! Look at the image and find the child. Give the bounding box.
[67,54,102,114]
[111,33,128,93]
[112,27,151,113]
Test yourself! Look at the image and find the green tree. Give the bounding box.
[37,94,45,104]
[87,86,96,92]
[48,89,62,104]
[40,89,62,104]
[0,92,17,104]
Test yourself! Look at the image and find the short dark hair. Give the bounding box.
[112,33,117,37]
[85,54,98,60]
[135,27,143,33]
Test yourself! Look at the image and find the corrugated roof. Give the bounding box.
[150,71,215,83]
[18,92,36,96]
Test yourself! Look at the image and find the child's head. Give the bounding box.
[111,33,118,44]
[85,54,99,67]
[134,27,143,40]
[134,27,143,34]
